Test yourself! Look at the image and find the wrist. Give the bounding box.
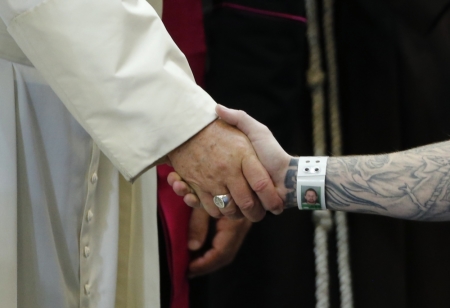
[280,156,299,209]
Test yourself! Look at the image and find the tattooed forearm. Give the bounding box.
[325,140,450,221]
[284,158,299,208]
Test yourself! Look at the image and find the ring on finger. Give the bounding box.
[213,194,232,209]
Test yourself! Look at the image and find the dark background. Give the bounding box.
[191,0,450,307]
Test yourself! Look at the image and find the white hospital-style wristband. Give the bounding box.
[296,156,329,210]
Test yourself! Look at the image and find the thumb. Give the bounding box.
[188,207,210,251]
[215,104,266,140]
[216,104,292,193]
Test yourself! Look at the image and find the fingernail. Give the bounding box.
[272,209,283,215]
[188,240,201,250]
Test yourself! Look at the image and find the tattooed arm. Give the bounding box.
[168,105,450,221]
[216,105,450,221]
[326,142,450,221]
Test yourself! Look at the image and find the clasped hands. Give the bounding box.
[167,104,294,222]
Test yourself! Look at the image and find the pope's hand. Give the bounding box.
[168,105,295,209]
[167,116,284,222]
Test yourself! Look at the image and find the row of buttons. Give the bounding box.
[84,172,97,296]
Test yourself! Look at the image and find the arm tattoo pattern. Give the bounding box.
[284,158,299,208]
[326,141,450,221]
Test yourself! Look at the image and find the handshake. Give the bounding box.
[167,104,297,222]
[167,104,450,223]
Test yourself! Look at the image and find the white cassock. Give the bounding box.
[0,0,217,307]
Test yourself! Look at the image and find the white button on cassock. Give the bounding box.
[84,246,90,258]
[84,284,90,295]
[87,210,93,222]
[91,172,98,184]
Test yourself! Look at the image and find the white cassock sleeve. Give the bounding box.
[0,0,218,181]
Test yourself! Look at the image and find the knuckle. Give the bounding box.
[237,197,255,211]
[184,195,200,207]
[177,188,189,197]
[216,161,228,172]
[251,178,271,193]
[237,110,248,118]
[259,123,269,132]
[221,207,238,217]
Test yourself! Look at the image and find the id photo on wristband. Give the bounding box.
[300,186,322,210]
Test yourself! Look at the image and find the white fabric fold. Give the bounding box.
[5,0,217,181]
[0,0,218,307]
[0,57,17,308]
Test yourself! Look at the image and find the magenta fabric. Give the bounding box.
[157,164,192,308]
[162,0,207,88]
[157,1,207,307]
[221,2,307,23]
